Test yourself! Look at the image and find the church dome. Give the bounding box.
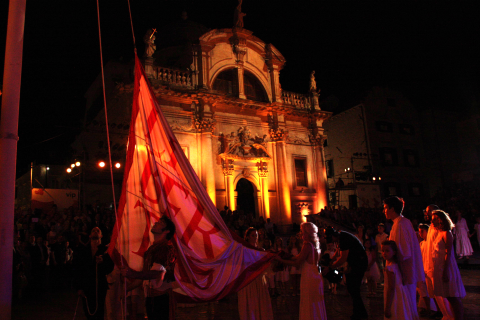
[153,13,209,70]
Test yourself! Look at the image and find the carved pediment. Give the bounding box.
[218,126,271,161]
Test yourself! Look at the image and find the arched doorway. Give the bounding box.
[236,178,256,215]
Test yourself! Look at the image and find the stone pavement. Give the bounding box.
[12,260,480,320]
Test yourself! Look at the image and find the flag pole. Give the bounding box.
[0,0,27,319]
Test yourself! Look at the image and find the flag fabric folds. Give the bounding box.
[108,54,274,301]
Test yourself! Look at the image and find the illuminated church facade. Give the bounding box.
[73,20,331,225]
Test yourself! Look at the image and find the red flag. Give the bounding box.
[108,54,274,301]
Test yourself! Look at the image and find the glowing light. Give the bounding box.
[66,168,72,173]
[75,161,81,167]
[345,169,347,172]
[115,162,121,169]
[372,177,376,181]
[379,177,382,181]
[347,167,350,171]
[46,167,50,171]
[98,161,106,168]
[71,164,75,168]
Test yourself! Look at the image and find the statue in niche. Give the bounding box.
[143,28,157,58]
[309,70,317,92]
[233,0,246,29]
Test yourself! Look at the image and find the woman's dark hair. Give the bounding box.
[383,196,404,215]
[244,227,257,240]
[381,240,399,263]
[160,216,176,240]
[418,223,429,232]
[432,210,454,231]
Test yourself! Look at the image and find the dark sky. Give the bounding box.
[1,0,479,177]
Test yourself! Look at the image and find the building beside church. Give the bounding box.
[324,87,429,210]
[70,16,331,225]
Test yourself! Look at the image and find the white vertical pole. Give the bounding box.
[0,1,27,319]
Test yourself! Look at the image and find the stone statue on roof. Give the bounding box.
[143,28,156,58]
[234,0,246,29]
[310,70,317,92]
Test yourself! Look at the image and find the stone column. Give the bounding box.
[194,101,216,205]
[309,130,328,213]
[258,161,270,219]
[270,128,291,224]
[237,66,246,99]
[223,159,235,210]
[202,131,216,206]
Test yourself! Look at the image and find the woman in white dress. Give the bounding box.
[275,222,327,320]
[238,227,274,320]
[432,210,466,320]
[454,211,473,259]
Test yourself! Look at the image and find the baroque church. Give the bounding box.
[72,10,331,225]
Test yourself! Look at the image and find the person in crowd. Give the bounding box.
[382,240,412,320]
[276,222,327,320]
[324,226,368,320]
[287,235,302,296]
[417,224,437,316]
[384,196,425,320]
[324,241,338,294]
[265,218,275,242]
[431,210,466,320]
[423,205,454,319]
[237,227,274,320]
[364,238,380,297]
[272,236,289,296]
[354,225,366,245]
[121,216,177,320]
[74,227,114,320]
[473,216,480,249]
[375,223,388,280]
[453,211,473,260]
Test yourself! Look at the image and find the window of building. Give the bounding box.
[403,149,419,167]
[326,159,334,178]
[384,182,402,197]
[294,158,307,187]
[212,69,237,96]
[408,183,423,197]
[212,69,268,102]
[379,147,398,166]
[399,124,415,135]
[375,121,393,133]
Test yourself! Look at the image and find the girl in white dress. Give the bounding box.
[275,222,327,320]
[382,240,413,320]
[432,210,466,320]
[454,211,473,259]
[238,228,274,320]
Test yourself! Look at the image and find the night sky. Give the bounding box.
[1,0,479,177]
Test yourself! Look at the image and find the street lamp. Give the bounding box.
[75,161,81,167]
[66,168,72,173]
[115,162,121,169]
[98,161,106,168]
[71,164,75,168]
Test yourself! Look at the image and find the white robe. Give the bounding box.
[389,216,425,320]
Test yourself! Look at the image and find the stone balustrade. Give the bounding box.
[281,90,311,109]
[154,67,194,87]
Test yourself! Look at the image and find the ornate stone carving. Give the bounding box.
[269,128,287,142]
[222,158,234,176]
[194,118,216,133]
[167,119,195,133]
[143,28,156,58]
[218,127,270,159]
[242,168,251,178]
[267,113,288,142]
[233,0,246,30]
[309,70,317,92]
[257,161,268,178]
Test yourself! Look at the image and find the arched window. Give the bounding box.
[212,69,268,102]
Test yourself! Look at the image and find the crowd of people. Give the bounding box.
[11,193,477,320]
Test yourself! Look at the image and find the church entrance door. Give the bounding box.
[236,178,256,216]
